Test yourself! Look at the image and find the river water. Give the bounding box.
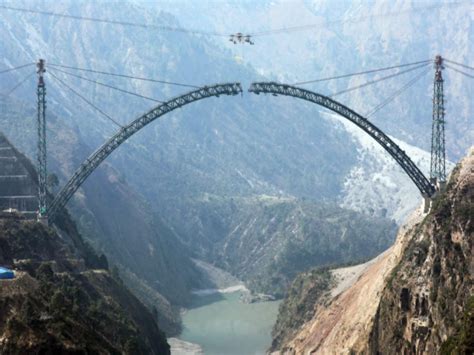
[179,291,281,355]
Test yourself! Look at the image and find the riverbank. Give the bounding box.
[171,260,280,354]
[178,291,281,355]
[191,284,248,296]
[169,338,204,355]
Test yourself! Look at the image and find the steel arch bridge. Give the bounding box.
[48,81,435,221]
[48,83,243,219]
[249,82,435,197]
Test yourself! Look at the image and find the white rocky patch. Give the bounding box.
[321,111,453,224]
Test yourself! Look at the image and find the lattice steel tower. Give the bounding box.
[37,59,47,218]
[430,55,446,186]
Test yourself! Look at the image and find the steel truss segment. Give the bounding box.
[49,83,242,220]
[37,82,47,216]
[249,82,435,197]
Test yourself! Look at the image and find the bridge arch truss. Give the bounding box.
[48,83,242,219]
[249,82,435,198]
[48,81,435,220]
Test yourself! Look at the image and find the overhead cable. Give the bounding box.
[444,58,474,71]
[250,1,470,36]
[0,5,227,37]
[293,59,432,86]
[444,64,474,79]
[49,67,164,103]
[48,62,200,89]
[1,71,36,97]
[48,70,123,128]
[329,62,431,98]
[366,68,431,118]
[1,2,469,39]
[0,62,35,74]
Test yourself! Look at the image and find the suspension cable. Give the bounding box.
[48,63,200,89]
[0,63,35,75]
[48,70,123,128]
[0,5,227,37]
[250,1,470,37]
[1,2,468,40]
[444,64,474,79]
[444,58,474,71]
[1,71,36,97]
[329,62,431,98]
[366,68,431,118]
[293,59,432,86]
[49,67,164,103]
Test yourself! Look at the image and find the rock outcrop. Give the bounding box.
[0,135,170,354]
[0,211,171,354]
[273,148,473,354]
[368,148,473,354]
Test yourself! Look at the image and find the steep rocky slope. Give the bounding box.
[0,131,181,338]
[271,267,334,350]
[1,1,468,332]
[174,195,396,297]
[272,148,473,354]
[0,137,170,353]
[0,135,170,352]
[0,98,201,334]
[0,216,169,354]
[368,149,473,354]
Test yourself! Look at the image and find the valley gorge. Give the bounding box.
[271,148,473,354]
[0,0,472,353]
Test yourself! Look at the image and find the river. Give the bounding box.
[177,290,281,355]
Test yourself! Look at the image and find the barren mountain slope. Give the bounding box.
[274,147,473,354]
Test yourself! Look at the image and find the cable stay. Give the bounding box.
[329,62,431,98]
[48,63,200,89]
[250,1,470,37]
[444,58,474,71]
[0,63,35,75]
[48,70,123,128]
[444,64,474,79]
[1,71,36,97]
[49,67,165,103]
[1,1,469,44]
[293,59,432,86]
[0,5,227,37]
[366,68,431,118]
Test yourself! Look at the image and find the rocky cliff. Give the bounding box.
[272,147,473,354]
[0,135,170,354]
[0,216,169,354]
[172,195,396,297]
[368,148,473,354]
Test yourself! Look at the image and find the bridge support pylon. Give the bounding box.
[36,59,48,223]
[430,55,446,191]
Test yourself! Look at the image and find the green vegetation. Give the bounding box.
[441,296,474,355]
[368,152,473,353]
[270,267,333,351]
[186,196,397,297]
[0,217,170,354]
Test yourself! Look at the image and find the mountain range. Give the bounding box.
[0,0,471,336]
